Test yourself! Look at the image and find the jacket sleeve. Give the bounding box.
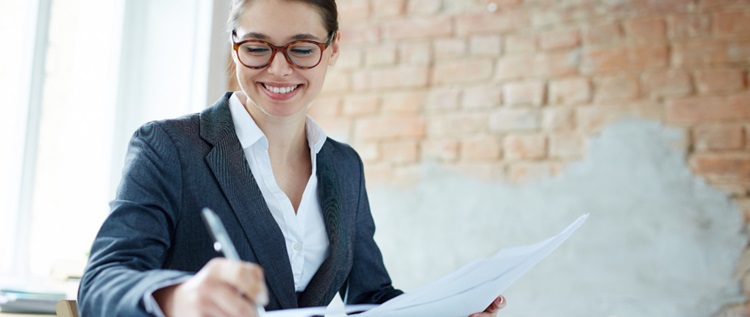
[341,155,404,305]
[78,122,191,317]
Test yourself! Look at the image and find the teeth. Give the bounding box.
[264,84,298,94]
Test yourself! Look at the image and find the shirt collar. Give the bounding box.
[228,92,327,154]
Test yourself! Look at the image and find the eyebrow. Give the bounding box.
[238,32,323,42]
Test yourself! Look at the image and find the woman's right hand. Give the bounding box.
[154,258,269,317]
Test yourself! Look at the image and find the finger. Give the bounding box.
[209,259,269,306]
[485,295,507,313]
[206,283,256,317]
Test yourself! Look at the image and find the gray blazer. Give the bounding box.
[78,92,402,316]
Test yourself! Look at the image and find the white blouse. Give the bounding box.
[228,93,330,292]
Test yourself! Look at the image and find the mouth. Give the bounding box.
[260,83,302,100]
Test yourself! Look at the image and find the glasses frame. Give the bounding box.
[231,30,337,70]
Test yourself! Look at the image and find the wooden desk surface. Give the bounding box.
[0,313,54,317]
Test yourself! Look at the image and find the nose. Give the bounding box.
[267,51,293,76]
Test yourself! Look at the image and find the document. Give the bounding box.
[267,214,589,317]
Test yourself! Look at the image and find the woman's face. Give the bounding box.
[233,0,339,119]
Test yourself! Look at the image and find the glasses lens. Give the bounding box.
[287,42,323,68]
[237,42,273,67]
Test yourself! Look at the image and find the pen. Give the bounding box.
[201,208,267,317]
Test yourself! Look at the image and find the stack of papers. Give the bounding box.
[268,214,589,317]
[0,288,66,314]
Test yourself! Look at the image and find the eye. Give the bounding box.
[242,45,270,55]
[289,45,316,56]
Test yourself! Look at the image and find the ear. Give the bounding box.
[327,32,341,67]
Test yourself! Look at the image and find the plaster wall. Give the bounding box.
[369,119,746,316]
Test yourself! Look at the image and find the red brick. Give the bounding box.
[470,35,503,56]
[369,66,430,90]
[583,44,668,73]
[504,134,547,160]
[364,163,395,187]
[693,124,744,151]
[365,44,398,66]
[462,85,502,109]
[355,116,426,140]
[482,0,524,8]
[623,16,666,41]
[666,95,750,123]
[714,11,750,38]
[582,22,623,46]
[694,69,745,94]
[421,139,459,162]
[539,28,580,51]
[698,0,750,9]
[382,16,453,41]
[668,14,711,39]
[542,107,575,131]
[381,92,424,114]
[455,10,529,36]
[577,102,663,133]
[354,142,380,162]
[490,108,540,132]
[321,70,351,93]
[504,81,547,107]
[689,153,750,182]
[728,40,750,62]
[315,116,352,142]
[432,59,494,85]
[429,113,489,136]
[309,96,341,118]
[373,0,406,18]
[461,136,503,161]
[505,33,537,53]
[672,39,729,66]
[381,140,419,164]
[338,0,370,24]
[496,52,578,80]
[407,0,443,16]
[549,133,584,159]
[399,42,432,65]
[340,24,380,45]
[433,38,467,60]
[426,88,460,112]
[343,94,379,116]
[594,75,640,102]
[336,47,362,70]
[641,70,693,97]
[549,77,591,105]
[508,162,554,183]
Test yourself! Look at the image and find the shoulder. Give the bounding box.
[321,138,363,169]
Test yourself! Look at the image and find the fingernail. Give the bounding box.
[256,285,269,306]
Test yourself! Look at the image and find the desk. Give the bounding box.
[0,313,53,317]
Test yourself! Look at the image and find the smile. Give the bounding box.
[262,83,299,95]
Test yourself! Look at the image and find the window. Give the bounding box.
[1,0,230,287]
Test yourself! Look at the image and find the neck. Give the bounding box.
[240,95,309,163]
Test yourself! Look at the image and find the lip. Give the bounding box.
[258,82,302,101]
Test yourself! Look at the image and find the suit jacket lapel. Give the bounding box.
[199,93,297,309]
[298,142,353,307]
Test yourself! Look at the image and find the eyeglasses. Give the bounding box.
[231,30,336,70]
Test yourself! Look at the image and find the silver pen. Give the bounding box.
[201,208,267,316]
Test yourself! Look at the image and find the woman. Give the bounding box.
[78,0,505,316]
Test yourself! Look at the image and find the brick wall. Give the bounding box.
[230,0,750,311]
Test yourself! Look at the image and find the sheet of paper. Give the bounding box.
[360,214,588,317]
[265,214,588,317]
[265,304,377,317]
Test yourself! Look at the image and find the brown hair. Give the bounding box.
[227,0,339,35]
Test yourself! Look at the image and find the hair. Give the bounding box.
[227,0,339,35]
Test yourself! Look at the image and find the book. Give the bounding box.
[0,288,67,314]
